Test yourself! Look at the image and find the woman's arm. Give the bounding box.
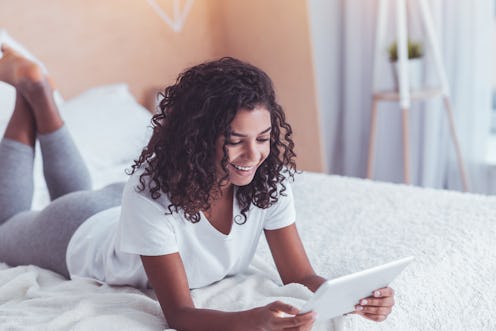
[264,224,395,322]
[141,253,315,331]
[264,224,327,292]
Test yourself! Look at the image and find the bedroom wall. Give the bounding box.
[0,0,323,172]
[212,0,325,172]
[0,0,221,103]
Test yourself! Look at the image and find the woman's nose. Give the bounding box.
[243,141,259,161]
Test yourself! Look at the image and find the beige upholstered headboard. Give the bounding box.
[0,0,325,172]
[0,0,221,108]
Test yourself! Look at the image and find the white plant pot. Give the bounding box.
[392,58,423,91]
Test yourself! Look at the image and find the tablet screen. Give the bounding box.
[300,256,414,321]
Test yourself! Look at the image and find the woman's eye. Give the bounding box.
[227,138,269,145]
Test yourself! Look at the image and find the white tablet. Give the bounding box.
[300,256,414,321]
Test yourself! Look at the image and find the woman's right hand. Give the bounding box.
[239,301,316,331]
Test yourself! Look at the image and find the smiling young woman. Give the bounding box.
[0,53,396,330]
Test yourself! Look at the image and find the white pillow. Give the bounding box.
[0,82,15,127]
[31,84,153,209]
[60,83,153,170]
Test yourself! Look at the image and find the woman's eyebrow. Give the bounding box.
[230,126,271,137]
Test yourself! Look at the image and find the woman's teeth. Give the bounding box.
[232,164,254,171]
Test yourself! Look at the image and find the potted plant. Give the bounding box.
[388,40,424,91]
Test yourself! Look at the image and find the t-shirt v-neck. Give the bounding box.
[199,186,237,239]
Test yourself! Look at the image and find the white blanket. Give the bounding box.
[1,171,495,330]
[0,256,341,330]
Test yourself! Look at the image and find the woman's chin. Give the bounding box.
[229,169,257,186]
[230,174,256,186]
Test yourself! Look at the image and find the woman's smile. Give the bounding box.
[229,162,258,177]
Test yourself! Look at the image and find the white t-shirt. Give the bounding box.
[66,169,296,289]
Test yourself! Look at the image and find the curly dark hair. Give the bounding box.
[130,57,297,224]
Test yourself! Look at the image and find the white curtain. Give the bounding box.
[313,0,495,194]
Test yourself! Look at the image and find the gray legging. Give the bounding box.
[0,126,124,278]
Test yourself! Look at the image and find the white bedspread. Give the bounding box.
[0,256,340,330]
[1,171,496,330]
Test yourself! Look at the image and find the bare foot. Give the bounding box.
[0,44,44,87]
[0,44,63,134]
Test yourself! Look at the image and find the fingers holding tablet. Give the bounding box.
[372,286,395,298]
[354,286,395,322]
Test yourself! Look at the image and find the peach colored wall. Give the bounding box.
[0,0,221,103]
[0,0,323,172]
[213,0,324,172]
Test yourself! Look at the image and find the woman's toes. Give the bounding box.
[1,43,11,54]
[0,44,22,61]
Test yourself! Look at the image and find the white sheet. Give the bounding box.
[0,255,341,331]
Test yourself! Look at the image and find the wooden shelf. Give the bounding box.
[373,87,444,102]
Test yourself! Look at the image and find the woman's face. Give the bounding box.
[215,106,271,187]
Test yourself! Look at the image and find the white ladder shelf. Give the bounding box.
[367,0,469,191]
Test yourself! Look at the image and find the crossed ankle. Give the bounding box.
[17,75,53,99]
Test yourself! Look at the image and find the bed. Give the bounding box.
[1,32,496,331]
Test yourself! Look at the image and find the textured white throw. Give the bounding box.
[1,172,495,330]
[0,257,339,330]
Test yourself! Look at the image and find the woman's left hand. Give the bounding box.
[354,287,395,322]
